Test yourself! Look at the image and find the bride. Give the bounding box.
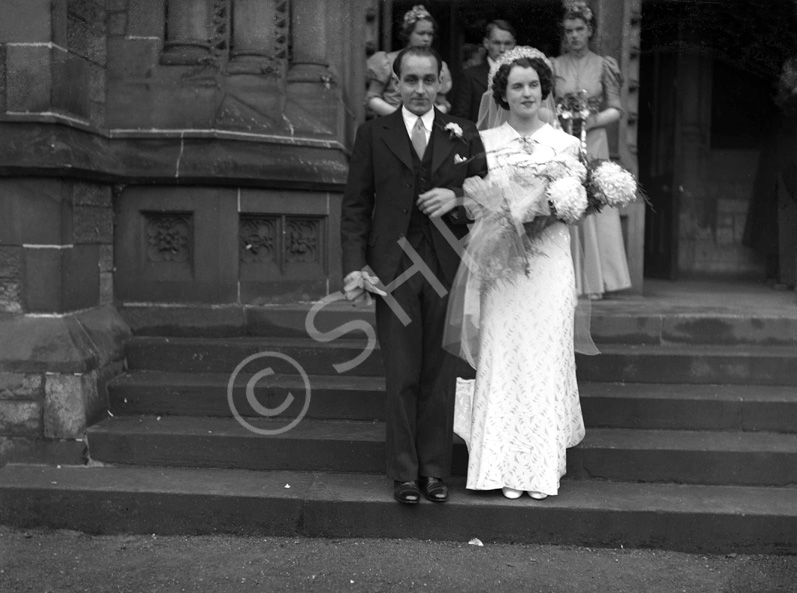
[445,48,587,500]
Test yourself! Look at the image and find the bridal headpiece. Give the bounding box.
[403,5,432,28]
[487,46,553,90]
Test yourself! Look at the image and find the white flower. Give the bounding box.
[591,161,637,208]
[454,154,467,164]
[547,177,588,224]
[444,122,464,139]
[544,154,587,183]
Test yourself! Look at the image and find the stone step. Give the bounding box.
[125,336,387,377]
[108,371,797,433]
[119,302,797,345]
[86,416,797,486]
[125,337,797,385]
[109,371,388,422]
[1,464,795,554]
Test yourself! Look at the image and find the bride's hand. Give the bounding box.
[418,188,457,218]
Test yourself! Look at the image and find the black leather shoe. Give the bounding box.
[420,476,448,503]
[393,480,420,504]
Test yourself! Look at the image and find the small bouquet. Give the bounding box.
[556,90,594,153]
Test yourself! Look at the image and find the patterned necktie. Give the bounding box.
[411,117,427,158]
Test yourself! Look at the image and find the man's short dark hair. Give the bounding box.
[485,19,517,41]
[392,46,443,78]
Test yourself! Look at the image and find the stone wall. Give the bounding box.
[0,179,114,314]
[113,186,342,305]
[0,308,129,465]
[0,176,128,465]
[0,0,107,126]
[0,1,127,465]
[0,0,368,464]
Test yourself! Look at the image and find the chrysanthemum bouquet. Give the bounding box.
[461,140,642,285]
[585,160,639,210]
[530,150,640,226]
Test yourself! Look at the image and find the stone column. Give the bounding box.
[590,0,645,292]
[284,0,340,136]
[228,0,287,75]
[161,0,213,65]
[288,0,330,82]
[675,22,713,275]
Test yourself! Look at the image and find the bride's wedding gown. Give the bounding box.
[460,122,586,496]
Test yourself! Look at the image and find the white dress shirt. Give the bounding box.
[401,106,434,144]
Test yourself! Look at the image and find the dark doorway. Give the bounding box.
[388,0,562,85]
[639,0,797,280]
[638,0,681,279]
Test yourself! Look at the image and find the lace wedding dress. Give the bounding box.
[456,122,586,496]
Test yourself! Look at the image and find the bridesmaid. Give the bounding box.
[551,1,632,299]
[365,5,453,117]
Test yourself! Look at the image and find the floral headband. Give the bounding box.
[403,4,432,28]
[563,0,593,22]
[488,46,553,90]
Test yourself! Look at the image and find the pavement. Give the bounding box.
[2,526,796,593]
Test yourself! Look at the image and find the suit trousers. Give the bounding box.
[375,235,461,482]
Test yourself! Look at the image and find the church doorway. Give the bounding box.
[638,0,797,283]
[385,0,563,91]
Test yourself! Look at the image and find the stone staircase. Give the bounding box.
[2,287,797,554]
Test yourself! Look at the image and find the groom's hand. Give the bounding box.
[343,271,367,304]
[343,270,382,306]
[418,188,457,218]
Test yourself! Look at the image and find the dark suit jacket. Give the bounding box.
[452,61,490,123]
[341,108,486,287]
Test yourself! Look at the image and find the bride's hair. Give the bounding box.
[491,57,553,109]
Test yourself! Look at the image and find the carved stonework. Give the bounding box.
[162,0,289,75]
[274,0,290,61]
[209,0,231,64]
[145,213,192,262]
[285,218,320,264]
[240,215,278,263]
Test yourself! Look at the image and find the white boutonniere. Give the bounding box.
[454,154,467,164]
[444,122,464,140]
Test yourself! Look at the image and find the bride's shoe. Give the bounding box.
[527,491,548,500]
[502,487,523,499]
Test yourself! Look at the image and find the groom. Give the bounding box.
[341,47,485,504]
